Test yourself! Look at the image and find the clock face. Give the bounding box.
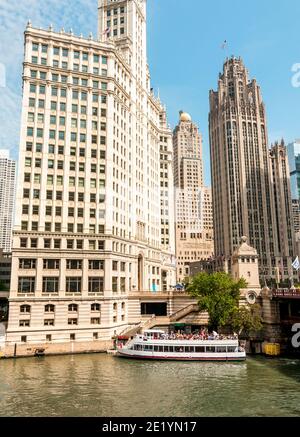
[247,291,257,305]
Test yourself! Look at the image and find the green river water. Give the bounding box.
[0,354,300,417]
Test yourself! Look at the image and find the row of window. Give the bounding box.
[133,345,238,353]
[18,277,105,294]
[107,6,126,17]
[19,238,105,250]
[32,43,108,65]
[30,70,108,84]
[26,127,107,140]
[30,82,107,95]
[19,259,105,270]
[28,113,107,126]
[19,318,102,327]
[17,277,128,294]
[20,303,102,313]
[25,143,106,158]
[28,98,107,112]
[20,332,102,343]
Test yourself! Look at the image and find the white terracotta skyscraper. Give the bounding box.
[6,0,176,346]
[173,112,214,282]
[0,150,16,253]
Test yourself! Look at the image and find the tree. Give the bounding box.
[229,304,263,338]
[186,272,247,331]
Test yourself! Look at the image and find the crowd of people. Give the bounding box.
[148,329,239,341]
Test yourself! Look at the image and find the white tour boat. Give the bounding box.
[117,330,246,362]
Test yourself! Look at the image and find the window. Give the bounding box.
[67,240,74,249]
[70,334,76,341]
[43,277,59,293]
[19,259,36,269]
[66,277,82,293]
[68,304,78,312]
[66,260,82,270]
[44,239,51,249]
[43,259,60,270]
[31,239,38,248]
[112,277,118,293]
[45,304,55,313]
[20,238,28,248]
[19,320,30,327]
[44,319,55,326]
[20,305,31,314]
[88,278,104,294]
[89,260,104,270]
[91,318,101,325]
[18,277,35,294]
[46,335,52,342]
[91,303,101,312]
[68,319,78,325]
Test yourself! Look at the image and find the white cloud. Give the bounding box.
[0,0,98,158]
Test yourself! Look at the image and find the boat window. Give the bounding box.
[227,347,237,353]
[206,347,216,353]
[144,345,153,351]
[134,345,142,351]
[154,346,159,352]
[164,346,174,353]
[195,347,205,353]
[185,346,195,353]
[216,347,227,353]
[158,346,164,352]
[175,346,185,353]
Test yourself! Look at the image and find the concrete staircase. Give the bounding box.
[119,304,208,338]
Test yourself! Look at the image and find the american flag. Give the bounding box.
[221,40,228,50]
[103,27,111,37]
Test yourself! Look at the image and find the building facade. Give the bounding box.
[209,57,295,282]
[0,250,11,322]
[287,140,300,233]
[0,150,16,253]
[173,112,213,282]
[269,141,295,281]
[7,0,176,346]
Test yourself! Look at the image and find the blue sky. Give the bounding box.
[1,0,300,185]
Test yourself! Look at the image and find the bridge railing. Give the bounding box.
[272,289,300,298]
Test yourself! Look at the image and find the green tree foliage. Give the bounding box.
[186,272,247,330]
[229,304,263,337]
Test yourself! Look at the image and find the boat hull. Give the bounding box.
[117,350,246,362]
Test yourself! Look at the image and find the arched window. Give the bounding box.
[68,304,78,312]
[20,305,31,314]
[113,303,117,311]
[45,304,55,313]
[91,303,101,312]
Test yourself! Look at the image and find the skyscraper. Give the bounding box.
[0,150,16,253]
[209,57,294,281]
[287,140,300,233]
[173,112,213,282]
[7,0,176,346]
[269,141,295,279]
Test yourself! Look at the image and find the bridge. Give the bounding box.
[271,289,300,299]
